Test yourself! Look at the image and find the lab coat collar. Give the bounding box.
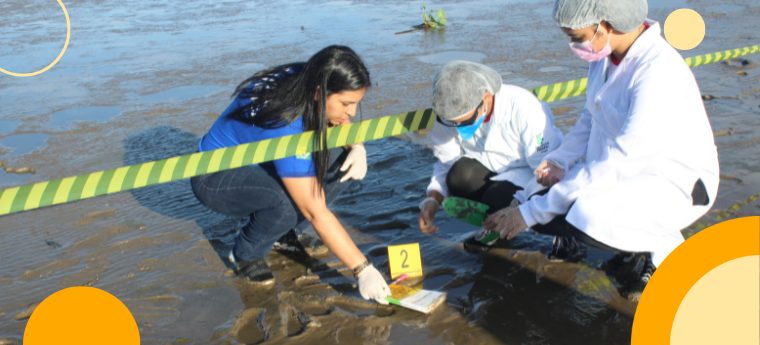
[619,19,660,64]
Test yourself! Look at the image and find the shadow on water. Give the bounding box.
[461,248,635,344]
[122,126,240,267]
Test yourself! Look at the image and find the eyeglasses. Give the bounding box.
[436,100,483,128]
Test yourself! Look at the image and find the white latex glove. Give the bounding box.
[418,197,440,234]
[356,264,391,305]
[535,160,565,187]
[483,200,528,240]
[340,144,367,182]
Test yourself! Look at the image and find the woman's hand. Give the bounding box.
[356,264,391,305]
[535,160,565,187]
[418,197,440,234]
[340,144,367,182]
[483,201,528,240]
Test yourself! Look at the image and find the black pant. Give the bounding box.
[446,157,522,215]
[530,178,711,253]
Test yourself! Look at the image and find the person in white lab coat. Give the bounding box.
[417,60,563,251]
[483,0,719,301]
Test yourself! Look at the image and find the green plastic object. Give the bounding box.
[442,196,490,227]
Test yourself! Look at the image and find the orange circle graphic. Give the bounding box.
[632,216,760,344]
[23,286,140,345]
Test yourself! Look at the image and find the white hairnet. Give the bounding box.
[432,61,502,120]
[553,0,648,33]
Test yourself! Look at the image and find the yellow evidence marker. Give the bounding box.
[385,243,446,314]
[387,243,423,279]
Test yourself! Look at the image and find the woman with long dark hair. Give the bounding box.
[191,45,390,304]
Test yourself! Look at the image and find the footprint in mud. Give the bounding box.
[123,294,183,329]
[65,224,131,253]
[14,302,39,321]
[20,258,81,281]
[278,291,334,316]
[278,304,313,337]
[228,245,409,344]
[327,295,394,317]
[230,307,268,344]
[234,288,394,343]
[293,274,321,288]
[75,209,117,226]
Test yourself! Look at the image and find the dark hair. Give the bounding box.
[230,45,371,188]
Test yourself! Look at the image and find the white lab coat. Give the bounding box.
[425,84,563,200]
[519,20,719,266]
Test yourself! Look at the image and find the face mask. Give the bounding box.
[456,112,486,141]
[569,25,612,62]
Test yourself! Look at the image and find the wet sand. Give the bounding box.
[1,0,759,344]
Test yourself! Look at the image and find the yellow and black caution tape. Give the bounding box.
[532,44,759,103]
[0,44,757,217]
[0,109,434,216]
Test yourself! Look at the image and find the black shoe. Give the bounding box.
[298,233,328,256]
[272,229,306,254]
[606,252,656,302]
[273,229,327,257]
[463,229,501,253]
[228,252,275,284]
[602,252,632,275]
[547,236,586,262]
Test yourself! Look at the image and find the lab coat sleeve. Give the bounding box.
[425,123,462,197]
[521,63,678,226]
[542,108,592,172]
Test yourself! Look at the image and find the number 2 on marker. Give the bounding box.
[388,243,422,279]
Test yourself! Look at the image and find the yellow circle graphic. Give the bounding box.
[664,8,705,51]
[23,286,140,345]
[632,216,760,344]
[671,256,759,344]
[0,0,71,77]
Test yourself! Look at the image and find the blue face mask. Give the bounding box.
[456,113,485,141]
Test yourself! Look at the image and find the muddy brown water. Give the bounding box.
[1,0,759,344]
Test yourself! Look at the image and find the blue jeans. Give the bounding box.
[191,148,351,261]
